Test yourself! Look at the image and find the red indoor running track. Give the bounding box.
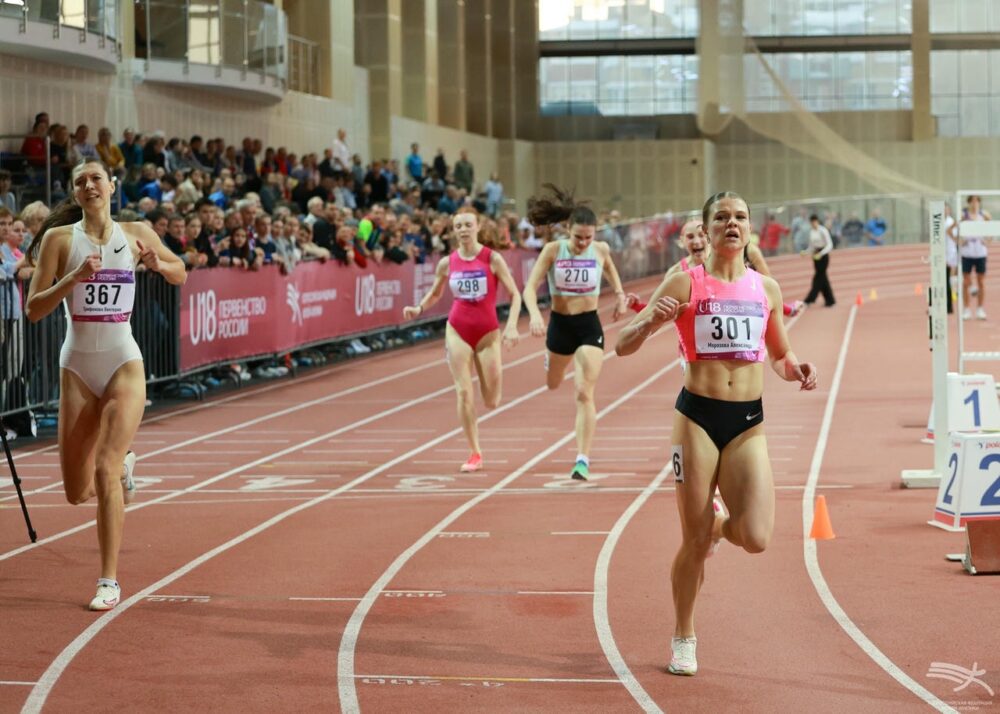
[2,244,998,713]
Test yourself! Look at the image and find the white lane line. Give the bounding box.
[601,426,671,431]
[13,484,856,506]
[598,436,671,441]
[18,354,574,712]
[801,305,956,714]
[302,449,394,454]
[413,459,510,465]
[1,343,429,465]
[4,296,637,473]
[587,446,663,452]
[552,531,611,536]
[517,591,594,595]
[13,298,654,708]
[0,346,553,558]
[126,461,235,466]
[594,462,670,714]
[326,437,420,443]
[238,474,340,479]
[337,357,679,713]
[241,430,313,434]
[478,437,544,442]
[0,360,451,505]
[213,439,290,444]
[0,681,37,686]
[353,674,621,684]
[0,389,457,561]
[365,429,437,433]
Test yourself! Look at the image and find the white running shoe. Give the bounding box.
[963,308,973,320]
[89,582,121,611]
[976,307,987,320]
[122,451,136,504]
[668,636,698,676]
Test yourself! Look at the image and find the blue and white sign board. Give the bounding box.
[933,432,1000,530]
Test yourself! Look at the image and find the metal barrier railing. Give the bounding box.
[606,192,947,259]
[0,270,180,420]
[1,278,64,422]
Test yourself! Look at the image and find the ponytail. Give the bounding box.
[27,197,82,266]
[527,183,596,227]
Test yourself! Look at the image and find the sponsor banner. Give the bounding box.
[179,250,539,372]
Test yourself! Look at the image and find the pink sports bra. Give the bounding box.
[675,264,770,363]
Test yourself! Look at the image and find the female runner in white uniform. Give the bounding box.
[26,159,186,610]
[522,184,628,480]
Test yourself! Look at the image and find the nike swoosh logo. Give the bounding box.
[745,412,761,421]
[114,244,127,253]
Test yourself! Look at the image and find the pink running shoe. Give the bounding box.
[707,497,726,557]
[788,300,807,317]
[460,453,483,472]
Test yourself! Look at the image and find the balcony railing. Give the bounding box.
[135,0,287,95]
[287,34,318,95]
[0,0,119,41]
[0,0,121,66]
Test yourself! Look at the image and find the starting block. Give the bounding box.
[932,432,1000,531]
[962,520,1000,574]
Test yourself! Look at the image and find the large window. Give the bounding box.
[540,52,909,116]
[931,0,1000,32]
[539,55,699,116]
[932,50,1000,136]
[745,52,912,112]
[743,0,911,35]
[539,0,698,40]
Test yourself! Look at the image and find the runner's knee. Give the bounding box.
[736,520,771,554]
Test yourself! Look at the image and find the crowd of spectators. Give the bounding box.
[4,111,896,279]
[4,114,550,277]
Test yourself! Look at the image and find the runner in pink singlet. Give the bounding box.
[403,206,521,473]
[445,243,499,349]
[615,191,817,677]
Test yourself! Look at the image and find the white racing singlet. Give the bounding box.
[63,221,137,351]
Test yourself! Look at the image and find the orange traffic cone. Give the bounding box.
[855,291,863,307]
[810,495,836,540]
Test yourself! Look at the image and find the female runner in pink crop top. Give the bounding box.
[615,191,817,677]
[403,206,521,473]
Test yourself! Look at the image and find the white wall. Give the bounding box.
[534,139,706,218]
[390,114,501,195]
[0,55,357,159]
